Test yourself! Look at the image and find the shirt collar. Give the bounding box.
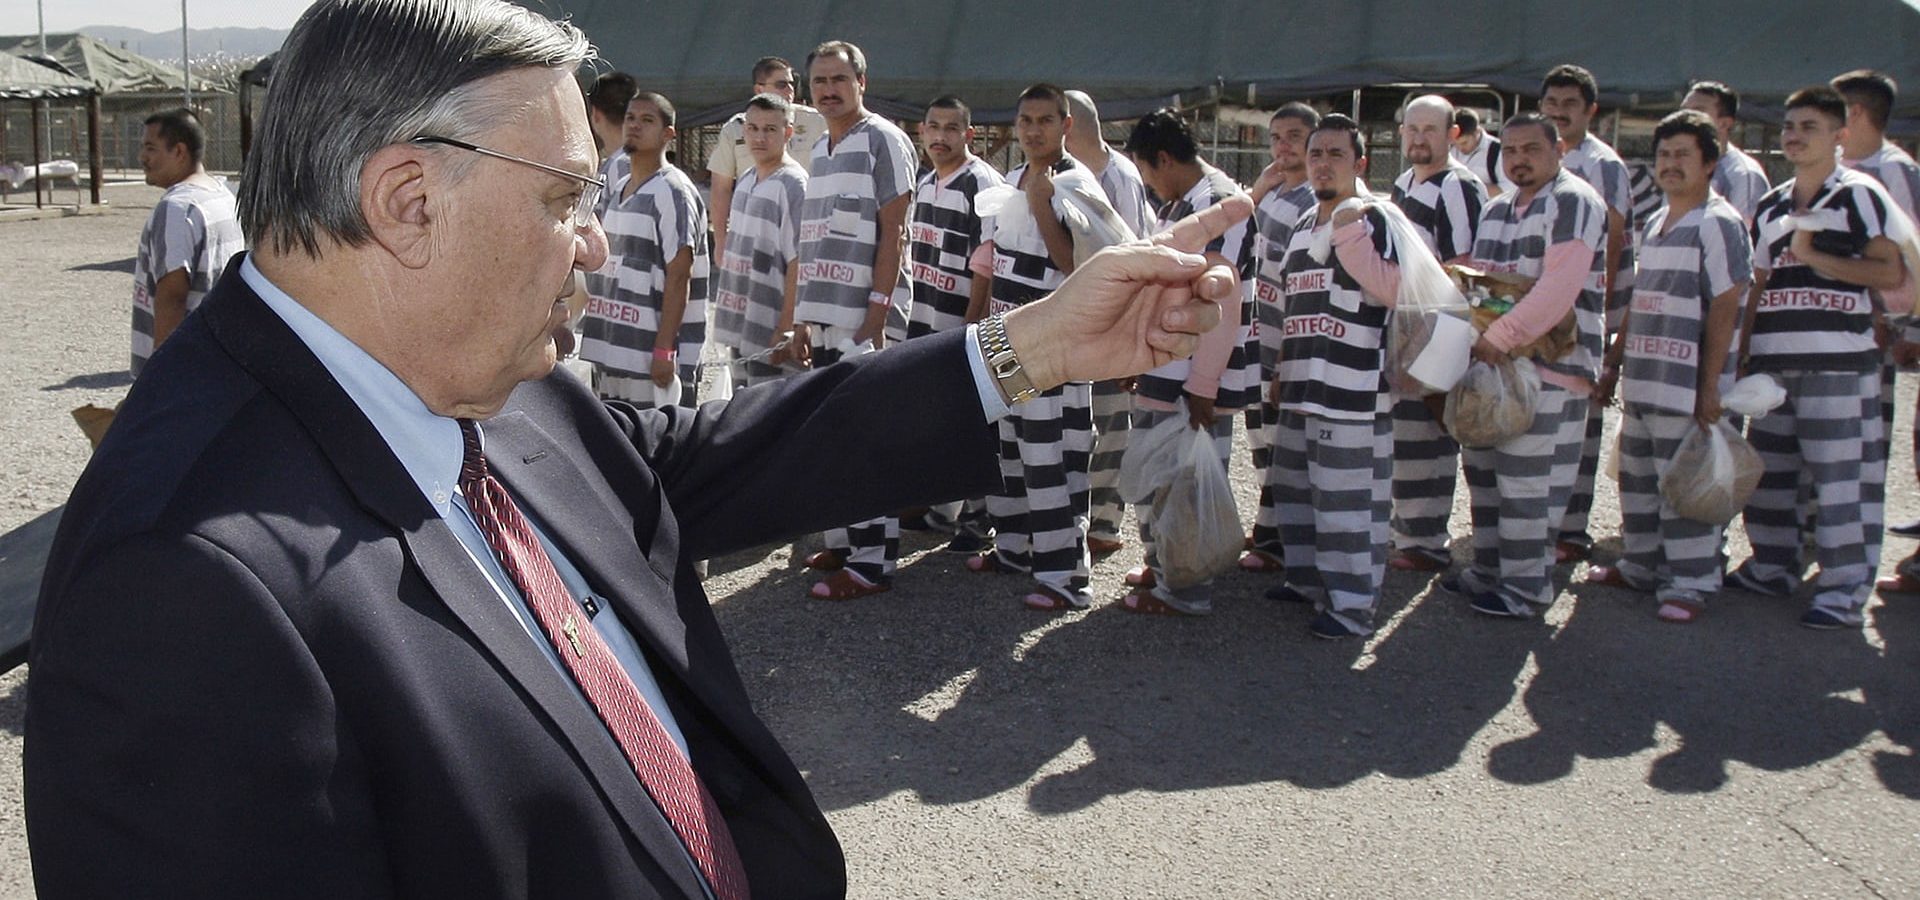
[240,256,465,518]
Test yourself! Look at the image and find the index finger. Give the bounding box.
[1151,193,1254,254]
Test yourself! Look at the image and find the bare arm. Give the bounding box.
[1791,231,1907,292]
[652,246,694,386]
[1694,278,1750,427]
[709,173,734,264]
[1026,167,1077,275]
[1603,208,1626,297]
[857,193,911,347]
[151,268,191,350]
[1737,270,1767,373]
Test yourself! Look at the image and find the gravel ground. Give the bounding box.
[0,184,1915,897]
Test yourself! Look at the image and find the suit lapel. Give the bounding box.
[200,267,710,898]
[478,412,756,729]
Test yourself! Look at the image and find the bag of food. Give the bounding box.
[1444,357,1541,447]
[1150,427,1244,590]
[1118,402,1242,590]
[1661,421,1764,524]
[1373,200,1474,394]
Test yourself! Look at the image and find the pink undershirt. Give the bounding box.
[1480,240,1599,394]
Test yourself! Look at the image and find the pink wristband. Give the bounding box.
[652,347,676,362]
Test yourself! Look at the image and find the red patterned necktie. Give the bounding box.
[456,418,749,899]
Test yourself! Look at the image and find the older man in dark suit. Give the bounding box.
[21,0,1247,897]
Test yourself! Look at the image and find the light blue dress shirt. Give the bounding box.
[240,258,693,757]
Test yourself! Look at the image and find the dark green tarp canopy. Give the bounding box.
[537,0,1920,127]
[0,32,221,97]
[0,49,95,101]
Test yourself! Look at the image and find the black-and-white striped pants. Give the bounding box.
[1460,385,1585,612]
[1273,409,1393,633]
[1733,369,1885,621]
[1616,405,1725,604]
[1087,379,1133,542]
[984,382,1095,601]
[1389,396,1458,563]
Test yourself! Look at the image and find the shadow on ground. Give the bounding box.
[41,371,130,392]
[712,533,1920,813]
[66,257,134,274]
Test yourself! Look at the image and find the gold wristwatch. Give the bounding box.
[977,312,1039,405]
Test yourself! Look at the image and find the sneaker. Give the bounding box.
[1798,607,1854,630]
[1264,584,1312,604]
[1438,572,1464,595]
[1888,518,1920,538]
[944,533,989,554]
[1469,590,1530,618]
[1554,540,1592,564]
[1307,611,1365,640]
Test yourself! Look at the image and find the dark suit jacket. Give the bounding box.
[24,263,1000,898]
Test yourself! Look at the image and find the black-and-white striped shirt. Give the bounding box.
[987,160,1079,313]
[1390,163,1486,262]
[1136,165,1260,412]
[1748,167,1898,373]
[1713,146,1773,225]
[1249,182,1317,367]
[793,113,918,329]
[1620,196,1753,415]
[1094,148,1155,239]
[906,156,1003,338]
[1274,206,1400,420]
[1471,168,1609,384]
[131,177,244,378]
[1453,132,1515,194]
[580,163,710,379]
[712,161,807,356]
[1564,133,1638,312]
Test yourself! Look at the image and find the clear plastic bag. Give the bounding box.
[1372,199,1474,394]
[1721,374,1786,418]
[1443,357,1541,448]
[1660,421,1764,524]
[1118,404,1242,590]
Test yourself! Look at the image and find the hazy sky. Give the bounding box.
[35,0,316,33]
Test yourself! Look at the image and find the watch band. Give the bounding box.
[977,312,1039,405]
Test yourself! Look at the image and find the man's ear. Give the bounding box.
[361,144,434,269]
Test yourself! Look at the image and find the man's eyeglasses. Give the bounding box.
[411,135,604,228]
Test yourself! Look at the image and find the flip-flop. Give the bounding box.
[1387,550,1448,572]
[1086,536,1124,555]
[1116,589,1196,617]
[1237,549,1284,573]
[1022,586,1087,612]
[808,569,889,601]
[1655,598,1704,623]
[1123,566,1157,588]
[1581,564,1632,588]
[803,549,847,571]
[965,551,1020,574]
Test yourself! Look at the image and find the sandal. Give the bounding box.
[803,549,847,571]
[965,551,1021,574]
[1086,536,1124,556]
[1387,549,1448,572]
[1123,566,1157,588]
[1555,541,1592,564]
[808,569,889,601]
[1022,585,1088,612]
[1116,589,1196,617]
[1655,598,1704,624]
[1581,564,1632,588]
[1237,549,1284,573]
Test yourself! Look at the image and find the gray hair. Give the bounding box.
[240,0,592,258]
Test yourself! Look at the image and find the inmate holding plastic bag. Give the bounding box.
[1118,400,1242,590]
[1661,421,1764,524]
[1443,356,1542,448]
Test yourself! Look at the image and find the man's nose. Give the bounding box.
[576,214,609,273]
